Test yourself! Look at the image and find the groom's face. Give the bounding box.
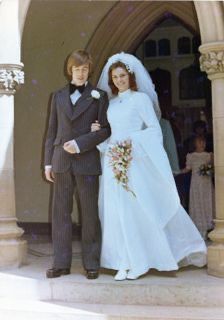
[72,63,89,86]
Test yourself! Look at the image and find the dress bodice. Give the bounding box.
[187,152,211,174]
[107,89,145,142]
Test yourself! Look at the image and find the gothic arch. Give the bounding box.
[17,1,224,73]
[85,1,224,83]
[86,1,199,82]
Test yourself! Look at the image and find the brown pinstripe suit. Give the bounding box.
[44,82,110,270]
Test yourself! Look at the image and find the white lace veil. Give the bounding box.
[97,52,161,119]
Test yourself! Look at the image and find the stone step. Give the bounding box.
[1,267,224,307]
[0,299,224,320]
[1,242,224,313]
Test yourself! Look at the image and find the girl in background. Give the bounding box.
[182,135,214,239]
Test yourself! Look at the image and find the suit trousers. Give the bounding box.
[52,170,101,270]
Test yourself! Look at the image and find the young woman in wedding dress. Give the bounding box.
[92,53,207,281]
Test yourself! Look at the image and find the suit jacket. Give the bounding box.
[44,82,111,175]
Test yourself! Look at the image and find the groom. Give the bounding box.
[44,49,110,279]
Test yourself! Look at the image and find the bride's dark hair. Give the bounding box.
[108,61,138,95]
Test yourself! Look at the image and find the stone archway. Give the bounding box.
[1,0,224,275]
[86,1,199,83]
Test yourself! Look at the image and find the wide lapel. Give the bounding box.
[71,82,94,121]
[59,85,74,120]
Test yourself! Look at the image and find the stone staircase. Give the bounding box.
[1,300,224,320]
[0,240,224,319]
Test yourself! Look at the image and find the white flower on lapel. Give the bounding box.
[91,90,101,99]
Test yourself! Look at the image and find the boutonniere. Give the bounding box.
[91,90,101,99]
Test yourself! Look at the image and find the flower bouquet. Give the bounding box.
[198,163,214,177]
[107,139,136,197]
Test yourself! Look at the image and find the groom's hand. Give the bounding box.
[45,167,55,183]
[63,140,78,154]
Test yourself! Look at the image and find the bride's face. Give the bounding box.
[111,67,130,93]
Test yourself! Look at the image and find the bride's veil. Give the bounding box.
[97,52,161,120]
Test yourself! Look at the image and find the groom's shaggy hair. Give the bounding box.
[108,61,138,95]
[66,50,93,78]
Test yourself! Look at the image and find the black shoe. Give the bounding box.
[46,268,70,278]
[86,270,99,280]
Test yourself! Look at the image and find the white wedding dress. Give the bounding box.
[98,89,207,277]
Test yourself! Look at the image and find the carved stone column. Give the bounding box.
[0,63,27,268]
[200,42,224,277]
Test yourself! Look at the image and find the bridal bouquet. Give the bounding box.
[108,139,136,197]
[198,163,214,177]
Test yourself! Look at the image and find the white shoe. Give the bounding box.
[114,270,127,281]
[126,270,139,280]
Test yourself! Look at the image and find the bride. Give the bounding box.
[92,52,207,281]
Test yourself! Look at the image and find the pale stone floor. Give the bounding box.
[1,236,224,319]
[0,235,214,283]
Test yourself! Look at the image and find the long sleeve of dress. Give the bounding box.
[130,93,180,228]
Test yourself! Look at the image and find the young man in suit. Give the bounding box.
[44,50,110,279]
